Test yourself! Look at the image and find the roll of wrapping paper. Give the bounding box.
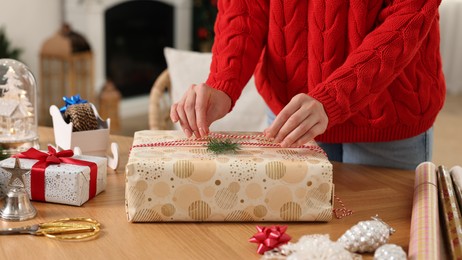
[437,165,462,259]
[450,166,462,212]
[409,162,441,259]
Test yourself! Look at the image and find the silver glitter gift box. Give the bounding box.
[0,154,107,206]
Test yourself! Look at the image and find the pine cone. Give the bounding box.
[64,103,99,132]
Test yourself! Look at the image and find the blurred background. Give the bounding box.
[0,0,460,167]
[0,0,217,132]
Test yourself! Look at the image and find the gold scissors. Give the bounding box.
[0,217,100,241]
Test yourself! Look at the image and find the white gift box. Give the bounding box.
[0,154,107,206]
[49,104,119,170]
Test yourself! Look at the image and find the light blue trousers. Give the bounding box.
[267,109,432,170]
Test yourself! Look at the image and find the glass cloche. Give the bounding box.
[0,59,39,156]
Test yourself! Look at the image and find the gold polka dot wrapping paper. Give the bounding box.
[125,130,333,222]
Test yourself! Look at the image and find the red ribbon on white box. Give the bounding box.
[14,146,98,202]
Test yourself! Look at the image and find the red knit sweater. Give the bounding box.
[206,0,446,143]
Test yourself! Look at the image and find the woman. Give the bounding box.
[171,0,445,170]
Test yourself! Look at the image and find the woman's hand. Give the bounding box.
[264,93,328,147]
[170,83,231,138]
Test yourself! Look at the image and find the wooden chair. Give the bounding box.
[148,69,174,130]
[150,48,268,132]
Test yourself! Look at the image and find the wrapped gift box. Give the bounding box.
[126,130,333,222]
[0,150,107,206]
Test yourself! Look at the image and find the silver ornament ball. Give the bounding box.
[373,244,406,260]
[338,216,395,253]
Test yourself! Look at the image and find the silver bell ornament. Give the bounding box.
[337,215,395,253]
[0,157,37,221]
[373,244,406,260]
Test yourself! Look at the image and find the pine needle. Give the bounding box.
[206,138,241,154]
[0,147,8,160]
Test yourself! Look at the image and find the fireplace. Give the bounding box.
[105,1,173,97]
[64,0,192,116]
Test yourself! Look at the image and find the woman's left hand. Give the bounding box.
[264,93,328,147]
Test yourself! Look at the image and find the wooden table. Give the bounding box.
[0,127,414,259]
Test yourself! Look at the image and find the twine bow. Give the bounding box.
[60,94,88,113]
[249,225,291,254]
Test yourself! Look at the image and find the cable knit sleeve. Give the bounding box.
[309,0,442,128]
[205,1,269,109]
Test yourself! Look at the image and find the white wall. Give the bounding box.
[0,0,183,121]
[0,0,61,79]
[439,1,462,94]
[65,0,192,95]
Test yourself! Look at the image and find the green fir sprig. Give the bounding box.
[0,147,8,161]
[206,138,241,154]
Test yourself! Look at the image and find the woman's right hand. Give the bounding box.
[170,83,231,138]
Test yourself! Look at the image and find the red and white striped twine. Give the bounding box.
[130,132,352,218]
[130,132,326,155]
[333,195,354,219]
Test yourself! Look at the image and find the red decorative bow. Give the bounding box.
[17,146,74,165]
[14,146,97,202]
[249,225,291,254]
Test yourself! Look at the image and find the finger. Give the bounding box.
[288,122,326,147]
[178,117,193,138]
[281,123,324,147]
[195,84,209,137]
[265,104,300,140]
[264,114,285,140]
[176,96,193,138]
[281,106,328,147]
[184,86,199,137]
[170,103,179,123]
[278,113,313,147]
[273,108,308,144]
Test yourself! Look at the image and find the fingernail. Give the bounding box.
[184,128,192,138]
[199,127,206,137]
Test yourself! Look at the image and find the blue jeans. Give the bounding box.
[267,108,432,170]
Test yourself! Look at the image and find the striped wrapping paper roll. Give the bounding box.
[438,165,462,259]
[409,162,441,259]
[450,166,462,211]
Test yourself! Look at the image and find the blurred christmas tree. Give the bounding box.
[0,146,7,160]
[0,27,22,60]
[193,0,218,52]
